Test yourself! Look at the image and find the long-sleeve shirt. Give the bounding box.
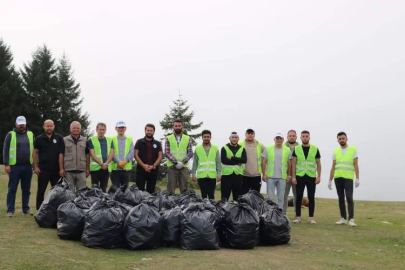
[191,145,222,177]
[3,128,33,166]
[113,136,134,169]
[165,135,193,166]
[221,143,247,165]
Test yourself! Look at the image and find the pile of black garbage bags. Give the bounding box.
[34,178,291,250]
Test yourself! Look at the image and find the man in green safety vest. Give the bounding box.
[191,130,221,199]
[221,131,247,201]
[165,119,193,194]
[328,131,360,227]
[261,133,291,209]
[2,116,34,217]
[87,123,115,192]
[111,121,134,188]
[284,129,299,216]
[291,130,322,224]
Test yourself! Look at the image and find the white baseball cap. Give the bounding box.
[16,116,26,125]
[116,121,126,127]
[274,132,284,138]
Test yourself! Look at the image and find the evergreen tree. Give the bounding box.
[0,39,26,163]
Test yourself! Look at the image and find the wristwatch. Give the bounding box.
[288,176,292,179]
[153,165,156,170]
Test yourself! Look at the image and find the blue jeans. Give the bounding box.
[266,178,286,210]
[7,165,33,214]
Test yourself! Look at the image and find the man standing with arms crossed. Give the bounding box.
[262,133,291,209]
[284,130,299,216]
[87,123,115,192]
[111,121,134,187]
[291,130,321,224]
[191,130,221,199]
[239,128,265,194]
[165,120,193,194]
[329,132,360,227]
[3,116,34,217]
[33,119,64,210]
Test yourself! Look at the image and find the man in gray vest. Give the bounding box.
[59,121,89,191]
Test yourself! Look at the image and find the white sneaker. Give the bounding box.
[348,219,357,227]
[335,218,346,225]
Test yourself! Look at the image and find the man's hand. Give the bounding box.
[119,161,127,168]
[86,169,90,178]
[142,164,150,172]
[34,166,41,175]
[262,174,268,182]
[101,163,108,170]
[59,168,65,177]
[355,178,360,188]
[192,176,197,182]
[5,166,11,174]
[287,176,292,184]
[227,156,232,160]
[292,177,297,185]
[216,176,221,183]
[315,176,321,184]
[175,162,184,169]
[328,180,333,190]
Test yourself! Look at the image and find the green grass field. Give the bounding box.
[0,165,404,270]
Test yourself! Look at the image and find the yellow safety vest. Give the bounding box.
[265,145,290,179]
[195,144,218,178]
[334,146,356,180]
[166,134,190,167]
[89,136,112,172]
[111,136,133,171]
[8,131,34,165]
[295,145,318,178]
[221,145,244,176]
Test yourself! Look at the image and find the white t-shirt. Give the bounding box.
[332,146,358,160]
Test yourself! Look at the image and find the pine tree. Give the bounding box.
[57,53,91,136]
[0,39,26,163]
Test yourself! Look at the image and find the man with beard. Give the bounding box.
[328,132,359,227]
[87,123,115,192]
[221,132,247,201]
[134,123,162,194]
[291,130,321,224]
[192,130,221,199]
[165,119,193,194]
[3,116,34,217]
[60,121,90,191]
[283,130,299,216]
[33,119,64,210]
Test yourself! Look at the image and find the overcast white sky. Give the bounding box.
[2,1,404,201]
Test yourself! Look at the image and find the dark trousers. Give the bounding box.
[36,169,59,210]
[242,176,262,195]
[198,177,216,199]
[136,168,158,194]
[7,165,33,214]
[110,170,131,188]
[295,175,316,217]
[335,177,354,219]
[221,173,243,201]
[90,170,110,193]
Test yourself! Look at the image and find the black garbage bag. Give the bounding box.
[143,194,163,212]
[128,184,150,205]
[160,201,182,247]
[160,190,177,209]
[257,198,280,216]
[259,205,291,245]
[222,201,259,249]
[81,198,126,249]
[74,194,101,209]
[175,189,202,207]
[57,200,88,240]
[107,185,118,198]
[112,185,137,206]
[238,190,264,211]
[117,203,132,217]
[124,202,162,250]
[35,178,76,228]
[76,186,105,198]
[210,198,229,244]
[180,202,219,250]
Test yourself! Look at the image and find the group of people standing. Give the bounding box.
[3,117,360,227]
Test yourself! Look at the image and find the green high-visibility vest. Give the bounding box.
[89,136,112,172]
[111,136,133,171]
[265,145,291,179]
[239,141,262,174]
[166,134,190,167]
[221,145,244,176]
[8,131,34,165]
[295,145,318,178]
[334,146,356,180]
[196,144,218,178]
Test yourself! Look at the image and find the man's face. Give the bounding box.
[173,122,183,134]
[71,123,81,136]
[287,132,297,144]
[202,134,211,145]
[301,133,310,144]
[245,132,255,142]
[230,135,239,145]
[115,126,126,135]
[274,136,284,146]
[145,127,155,138]
[337,135,347,146]
[97,125,106,137]
[43,121,54,135]
[15,124,26,132]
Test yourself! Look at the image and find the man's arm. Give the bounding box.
[215,150,222,177]
[354,157,359,179]
[165,139,178,165]
[182,141,193,164]
[232,147,247,163]
[154,150,163,168]
[59,153,65,176]
[33,149,40,175]
[316,158,321,183]
[3,133,11,166]
[105,142,115,164]
[329,160,336,181]
[291,156,297,184]
[125,141,134,163]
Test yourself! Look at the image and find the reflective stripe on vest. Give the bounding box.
[111,136,133,170]
[221,145,244,175]
[265,145,290,179]
[239,141,262,174]
[295,145,318,178]
[8,131,34,165]
[166,134,190,167]
[334,146,356,180]
[196,144,218,179]
[90,136,112,172]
